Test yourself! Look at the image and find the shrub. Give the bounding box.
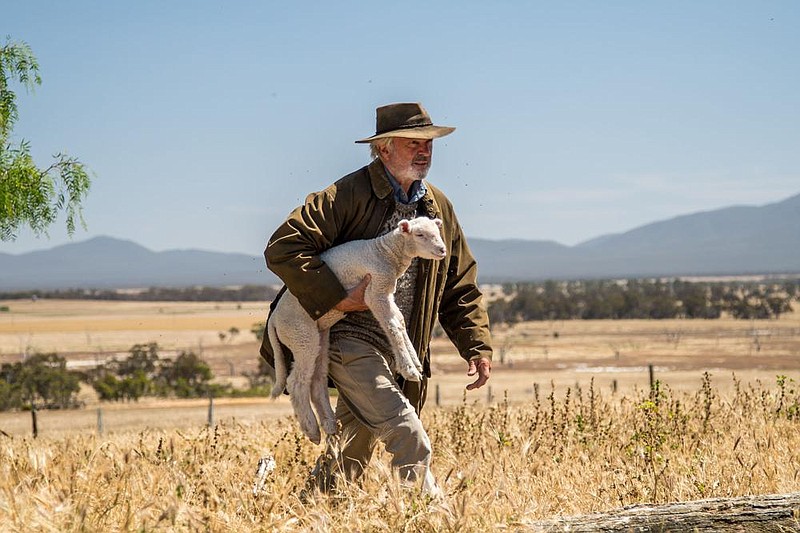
[0,353,82,410]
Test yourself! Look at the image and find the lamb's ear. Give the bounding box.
[433,218,443,228]
[399,219,411,234]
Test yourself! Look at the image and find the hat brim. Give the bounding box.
[354,125,455,144]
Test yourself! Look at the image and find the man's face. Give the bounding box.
[380,138,433,182]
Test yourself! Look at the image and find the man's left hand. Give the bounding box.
[466,357,491,390]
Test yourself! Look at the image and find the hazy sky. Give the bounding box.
[2,1,798,256]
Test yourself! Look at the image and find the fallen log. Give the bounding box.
[529,492,800,532]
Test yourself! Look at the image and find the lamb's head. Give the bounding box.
[398,217,447,260]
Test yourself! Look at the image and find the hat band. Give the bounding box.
[376,121,433,135]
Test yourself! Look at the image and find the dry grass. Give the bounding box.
[1,374,799,531]
[1,300,800,530]
[0,299,268,357]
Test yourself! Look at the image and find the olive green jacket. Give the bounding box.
[259,159,493,380]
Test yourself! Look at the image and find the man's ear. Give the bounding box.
[399,220,411,233]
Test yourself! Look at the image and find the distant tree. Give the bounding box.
[251,321,266,341]
[117,343,160,376]
[487,298,516,326]
[0,377,21,410]
[92,374,122,402]
[90,343,161,402]
[765,293,793,319]
[119,371,151,402]
[783,281,799,299]
[157,351,213,398]
[0,38,91,241]
[0,353,81,409]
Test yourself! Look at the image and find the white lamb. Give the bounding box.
[268,216,447,444]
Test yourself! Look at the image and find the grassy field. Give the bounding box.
[1,299,799,530]
[1,371,799,530]
[0,299,266,356]
[1,298,799,430]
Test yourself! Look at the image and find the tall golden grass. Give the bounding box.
[1,373,799,531]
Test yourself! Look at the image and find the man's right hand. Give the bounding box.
[334,274,371,313]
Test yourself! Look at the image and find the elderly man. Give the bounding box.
[260,102,492,492]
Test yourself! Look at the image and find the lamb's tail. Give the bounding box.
[268,319,287,399]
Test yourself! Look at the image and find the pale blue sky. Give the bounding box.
[2,1,798,256]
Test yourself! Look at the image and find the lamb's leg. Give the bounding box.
[310,328,338,437]
[367,296,423,382]
[399,318,422,374]
[422,469,443,498]
[267,318,287,399]
[286,332,323,445]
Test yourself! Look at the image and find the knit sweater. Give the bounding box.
[329,201,419,363]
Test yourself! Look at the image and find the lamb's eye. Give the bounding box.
[414,232,424,237]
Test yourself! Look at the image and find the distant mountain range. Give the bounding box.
[0,237,276,291]
[1,192,799,290]
[472,192,800,282]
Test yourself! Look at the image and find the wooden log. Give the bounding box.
[529,492,800,532]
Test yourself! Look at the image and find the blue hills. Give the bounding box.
[1,192,798,290]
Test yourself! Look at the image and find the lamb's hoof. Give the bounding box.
[321,418,338,436]
[299,419,322,445]
[303,426,321,445]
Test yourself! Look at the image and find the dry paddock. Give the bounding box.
[1,299,799,437]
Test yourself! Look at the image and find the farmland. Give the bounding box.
[1,298,799,530]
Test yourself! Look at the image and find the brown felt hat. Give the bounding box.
[354,102,455,143]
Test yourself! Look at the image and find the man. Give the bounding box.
[260,102,492,492]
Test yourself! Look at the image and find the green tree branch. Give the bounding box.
[0,38,91,241]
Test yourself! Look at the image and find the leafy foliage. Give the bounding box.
[489,278,798,325]
[157,351,213,398]
[89,343,215,401]
[0,353,82,409]
[0,342,272,411]
[0,38,91,241]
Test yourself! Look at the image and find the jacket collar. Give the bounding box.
[417,183,442,218]
[419,188,438,218]
[368,159,394,200]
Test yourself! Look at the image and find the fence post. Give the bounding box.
[97,407,104,435]
[649,364,655,390]
[31,405,38,438]
[487,385,493,404]
[435,383,441,407]
[612,379,618,394]
[207,393,215,427]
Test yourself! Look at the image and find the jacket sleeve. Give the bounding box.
[437,216,494,363]
[265,186,348,319]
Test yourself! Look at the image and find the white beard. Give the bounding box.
[394,160,430,182]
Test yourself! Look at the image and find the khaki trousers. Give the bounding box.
[309,335,431,490]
